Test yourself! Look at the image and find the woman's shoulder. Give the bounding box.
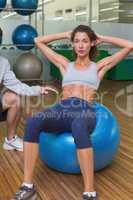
[68,61,74,64]
[90,61,97,67]
[66,61,74,67]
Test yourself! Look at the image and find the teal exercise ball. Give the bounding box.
[0,0,6,12]
[39,103,120,173]
[11,0,38,16]
[12,24,38,50]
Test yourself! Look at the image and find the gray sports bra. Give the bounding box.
[62,62,100,90]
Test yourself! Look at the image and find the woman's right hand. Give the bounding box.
[34,36,44,44]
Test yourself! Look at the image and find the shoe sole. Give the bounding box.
[30,194,37,200]
[25,194,37,200]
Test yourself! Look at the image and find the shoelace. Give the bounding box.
[6,136,17,144]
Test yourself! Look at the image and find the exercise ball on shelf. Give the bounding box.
[12,24,38,50]
[11,0,38,16]
[14,52,43,80]
[0,0,6,12]
[39,103,120,173]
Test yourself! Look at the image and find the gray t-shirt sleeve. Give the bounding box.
[3,58,41,96]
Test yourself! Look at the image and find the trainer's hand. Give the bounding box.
[40,86,59,95]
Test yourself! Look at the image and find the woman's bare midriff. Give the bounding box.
[61,84,96,103]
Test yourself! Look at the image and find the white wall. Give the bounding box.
[44,0,89,19]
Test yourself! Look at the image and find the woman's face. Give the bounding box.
[73,32,92,58]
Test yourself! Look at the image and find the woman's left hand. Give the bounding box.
[95,34,103,45]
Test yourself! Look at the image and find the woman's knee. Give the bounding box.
[24,114,44,143]
[71,118,94,149]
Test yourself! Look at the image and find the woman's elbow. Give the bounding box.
[127,43,133,51]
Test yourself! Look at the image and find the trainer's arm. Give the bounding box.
[2,58,41,96]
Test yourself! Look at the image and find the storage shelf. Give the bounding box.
[0,7,42,12]
[0,44,36,47]
[0,3,45,83]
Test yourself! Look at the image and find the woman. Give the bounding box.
[12,25,133,200]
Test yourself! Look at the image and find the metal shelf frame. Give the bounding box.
[0,2,45,83]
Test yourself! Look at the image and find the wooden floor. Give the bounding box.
[0,80,133,200]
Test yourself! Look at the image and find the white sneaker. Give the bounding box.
[3,135,23,152]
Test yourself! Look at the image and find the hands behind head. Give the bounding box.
[67,31,72,40]
[40,86,59,95]
[95,33,103,46]
[34,36,44,44]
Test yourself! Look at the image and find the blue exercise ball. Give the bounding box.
[0,0,7,12]
[39,103,120,174]
[11,0,38,16]
[12,24,38,50]
[0,0,6,12]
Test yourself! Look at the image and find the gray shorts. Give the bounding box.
[0,93,7,122]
